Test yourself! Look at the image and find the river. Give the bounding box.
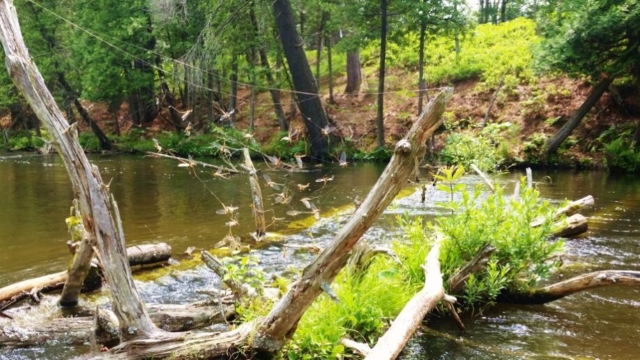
[1,153,639,359]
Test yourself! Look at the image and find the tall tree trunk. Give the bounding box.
[500,0,508,22]
[418,1,429,115]
[315,11,327,89]
[326,34,335,104]
[207,71,214,130]
[229,54,238,127]
[544,76,614,156]
[272,0,330,160]
[0,0,161,341]
[377,0,388,148]
[345,50,362,94]
[250,0,287,131]
[57,74,111,150]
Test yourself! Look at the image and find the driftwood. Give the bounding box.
[102,89,450,358]
[243,148,266,239]
[551,213,588,238]
[470,164,494,192]
[0,243,171,310]
[1,0,162,341]
[498,270,640,304]
[0,300,234,347]
[366,237,445,360]
[341,338,372,357]
[447,243,496,294]
[145,151,239,173]
[531,195,594,227]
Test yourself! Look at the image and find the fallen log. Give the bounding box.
[0,300,235,347]
[0,243,172,309]
[498,270,640,305]
[101,88,451,358]
[531,195,594,227]
[551,213,588,238]
[365,236,445,360]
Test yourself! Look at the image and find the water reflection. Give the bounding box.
[2,156,640,359]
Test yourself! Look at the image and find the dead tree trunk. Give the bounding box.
[252,88,452,352]
[243,148,266,240]
[0,0,162,342]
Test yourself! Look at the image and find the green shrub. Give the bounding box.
[435,183,563,312]
[362,18,539,88]
[603,138,640,172]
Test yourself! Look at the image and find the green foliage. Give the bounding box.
[286,254,415,358]
[3,130,46,151]
[536,0,640,80]
[352,147,393,162]
[439,131,503,173]
[523,132,548,162]
[436,183,563,312]
[363,18,538,87]
[603,138,640,172]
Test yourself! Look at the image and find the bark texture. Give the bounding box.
[498,270,640,304]
[272,0,330,160]
[252,88,452,352]
[0,0,160,341]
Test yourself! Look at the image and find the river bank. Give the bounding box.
[2,73,637,172]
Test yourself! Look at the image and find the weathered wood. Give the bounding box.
[0,301,235,347]
[0,243,172,309]
[126,243,172,266]
[470,164,494,192]
[366,237,444,360]
[0,271,67,308]
[253,89,451,353]
[243,148,266,239]
[531,195,594,227]
[526,168,533,189]
[447,243,496,294]
[341,338,372,357]
[552,213,588,238]
[145,151,239,173]
[201,250,248,299]
[0,0,160,341]
[59,231,96,307]
[498,270,640,305]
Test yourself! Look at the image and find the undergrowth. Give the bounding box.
[283,172,563,358]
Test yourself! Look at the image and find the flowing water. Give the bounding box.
[1,154,639,359]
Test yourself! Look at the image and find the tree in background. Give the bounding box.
[537,0,640,156]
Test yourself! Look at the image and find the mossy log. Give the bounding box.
[551,213,588,238]
[531,195,594,227]
[498,270,640,304]
[0,243,171,309]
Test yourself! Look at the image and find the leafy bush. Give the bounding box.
[435,183,563,312]
[362,18,539,88]
[603,138,640,172]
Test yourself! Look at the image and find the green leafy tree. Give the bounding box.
[537,0,640,156]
